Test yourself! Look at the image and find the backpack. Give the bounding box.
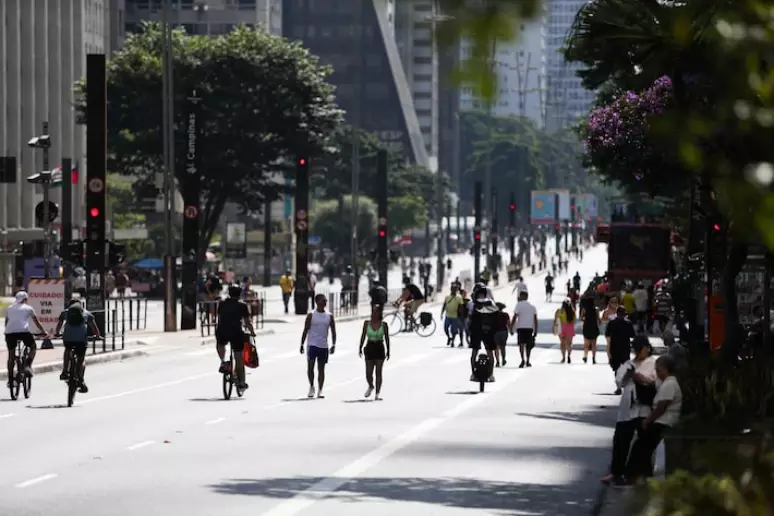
[66,305,84,326]
[476,303,499,335]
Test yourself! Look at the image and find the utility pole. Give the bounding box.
[431,0,444,295]
[351,0,364,281]
[161,0,177,332]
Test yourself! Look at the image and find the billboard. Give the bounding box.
[571,194,585,221]
[530,191,557,224]
[585,193,598,220]
[547,188,571,220]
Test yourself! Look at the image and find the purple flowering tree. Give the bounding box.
[582,76,677,192]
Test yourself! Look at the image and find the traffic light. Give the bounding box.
[107,241,126,267]
[61,240,84,266]
[474,231,481,241]
[509,202,515,212]
[71,167,79,184]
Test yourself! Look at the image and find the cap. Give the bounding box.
[14,291,28,303]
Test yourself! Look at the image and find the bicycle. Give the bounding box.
[7,333,45,401]
[64,336,95,407]
[385,307,437,338]
[222,345,247,400]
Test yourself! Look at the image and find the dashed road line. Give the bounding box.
[16,473,57,488]
[205,417,226,425]
[0,413,17,419]
[127,440,155,451]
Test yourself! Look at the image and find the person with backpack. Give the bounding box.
[468,285,498,382]
[54,299,102,393]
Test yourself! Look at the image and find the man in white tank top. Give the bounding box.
[300,294,337,398]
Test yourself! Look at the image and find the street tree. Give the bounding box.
[76,23,343,255]
[311,196,378,257]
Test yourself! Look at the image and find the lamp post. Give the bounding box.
[27,123,52,278]
[161,0,177,332]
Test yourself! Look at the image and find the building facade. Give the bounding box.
[394,0,439,169]
[283,0,428,166]
[0,0,112,239]
[125,0,282,35]
[544,0,595,129]
[459,19,546,126]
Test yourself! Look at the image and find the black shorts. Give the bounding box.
[215,331,246,352]
[363,340,386,361]
[5,332,36,351]
[64,341,88,357]
[516,328,535,348]
[470,334,497,351]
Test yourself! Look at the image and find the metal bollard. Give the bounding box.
[129,299,134,331]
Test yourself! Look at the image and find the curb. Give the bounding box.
[0,349,150,380]
[198,327,277,346]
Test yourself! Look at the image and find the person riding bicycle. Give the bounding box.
[393,277,425,328]
[215,285,255,390]
[469,284,498,382]
[54,298,101,393]
[4,291,47,387]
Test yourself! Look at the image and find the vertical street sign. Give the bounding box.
[85,54,107,333]
[225,222,247,259]
[293,157,310,315]
[181,89,201,330]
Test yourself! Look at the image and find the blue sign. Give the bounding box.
[308,236,321,245]
[23,257,62,289]
[530,191,557,224]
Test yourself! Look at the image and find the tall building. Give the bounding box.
[459,19,546,126]
[545,0,595,129]
[394,0,440,169]
[125,0,282,36]
[283,0,428,166]
[0,0,111,238]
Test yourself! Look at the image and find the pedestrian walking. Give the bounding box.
[511,291,537,368]
[300,294,337,398]
[358,304,390,400]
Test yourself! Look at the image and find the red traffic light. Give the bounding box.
[89,207,100,218]
[474,233,481,241]
[555,224,560,230]
[509,203,515,211]
[713,223,721,231]
[71,169,79,184]
[298,158,307,166]
[378,229,386,237]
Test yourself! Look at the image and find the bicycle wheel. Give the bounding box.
[8,375,19,401]
[21,348,31,399]
[67,378,77,407]
[386,312,404,336]
[415,318,437,338]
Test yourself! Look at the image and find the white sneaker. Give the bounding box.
[307,386,315,398]
[364,386,374,398]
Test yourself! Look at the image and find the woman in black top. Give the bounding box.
[579,295,600,364]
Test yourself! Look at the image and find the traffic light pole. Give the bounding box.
[490,188,498,262]
[473,181,482,280]
[161,0,177,332]
[376,150,388,289]
[294,157,310,315]
[41,122,51,279]
[509,191,516,264]
[85,54,107,334]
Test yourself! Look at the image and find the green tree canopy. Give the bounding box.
[459,110,609,222]
[76,22,343,253]
[311,195,378,255]
[312,125,444,236]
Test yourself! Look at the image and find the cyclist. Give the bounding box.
[215,285,255,391]
[4,291,47,386]
[469,284,498,382]
[393,276,425,329]
[55,299,101,393]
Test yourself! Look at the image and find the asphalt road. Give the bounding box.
[0,241,615,516]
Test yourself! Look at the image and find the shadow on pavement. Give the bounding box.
[26,404,73,409]
[210,476,599,515]
[514,405,615,430]
[280,398,315,402]
[446,390,479,395]
[188,397,236,402]
[341,399,371,404]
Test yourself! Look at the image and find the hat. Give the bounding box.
[14,291,28,303]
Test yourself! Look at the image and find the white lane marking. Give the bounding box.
[441,354,470,365]
[259,368,524,516]
[185,349,213,357]
[0,413,17,419]
[205,417,226,425]
[273,351,301,360]
[77,372,215,406]
[398,353,429,365]
[16,473,57,488]
[127,440,155,451]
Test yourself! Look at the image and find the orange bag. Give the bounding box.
[243,339,259,368]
